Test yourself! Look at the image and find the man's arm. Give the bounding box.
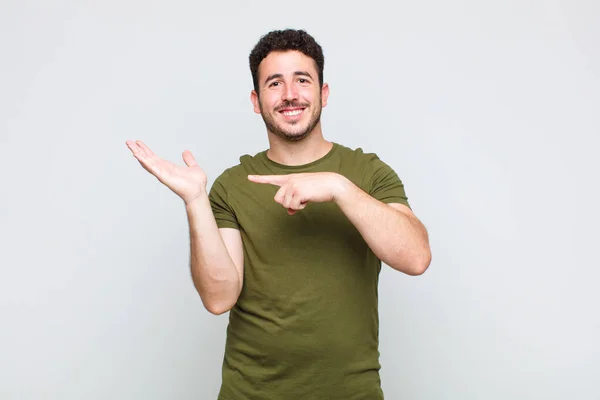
[248,171,431,276]
[125,140,243,315]
[334,180,431,275]
[186,195,244,315]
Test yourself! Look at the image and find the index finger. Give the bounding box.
[247,174,289,186]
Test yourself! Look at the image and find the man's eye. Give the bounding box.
[270,82,280,87]
[298,79,307,83]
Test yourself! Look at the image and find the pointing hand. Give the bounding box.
[247,172,349,215]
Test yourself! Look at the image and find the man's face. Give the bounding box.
[251,50,329,141]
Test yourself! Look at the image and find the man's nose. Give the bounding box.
[282,82,299,101]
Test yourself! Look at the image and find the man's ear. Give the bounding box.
[251,90,261,114]
[321,83,330,107]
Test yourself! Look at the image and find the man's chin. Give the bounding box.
[263,113,320,142]
[280,130,310,141]
[270,123,311,141]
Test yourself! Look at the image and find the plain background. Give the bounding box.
[1,0,599,399]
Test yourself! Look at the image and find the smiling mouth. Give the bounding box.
[279,108,305,117]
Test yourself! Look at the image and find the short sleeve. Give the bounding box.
[208,170,240,230]
[367,156,411,209]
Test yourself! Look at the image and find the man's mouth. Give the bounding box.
[279,108,305,118]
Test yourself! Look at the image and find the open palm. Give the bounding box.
[126,140,207,204]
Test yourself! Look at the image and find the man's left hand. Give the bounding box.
[248,172,350,215]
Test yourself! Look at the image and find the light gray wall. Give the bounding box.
[1,1,598,399]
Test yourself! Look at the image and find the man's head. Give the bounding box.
[249,29,329,142]
[249,29,325,92]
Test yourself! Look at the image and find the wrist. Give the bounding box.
[331,174,355,204]
[184,189,209,209]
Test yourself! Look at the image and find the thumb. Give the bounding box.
[182,150,198,167]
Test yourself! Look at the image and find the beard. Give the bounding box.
[259,97,322,142]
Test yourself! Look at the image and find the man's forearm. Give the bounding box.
[334,178,431,275]
[185,194,241,314]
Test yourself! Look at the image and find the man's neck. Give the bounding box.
[266,129,333,166]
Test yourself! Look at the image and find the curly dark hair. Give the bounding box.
[249,29,325,93]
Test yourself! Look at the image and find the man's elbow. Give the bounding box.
[206,306,231,316]
[393,249,432,276]
[198,290,238,316]
[410,249,432,276]
[205,300,235,316]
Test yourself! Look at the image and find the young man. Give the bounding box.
[126,29,431,400]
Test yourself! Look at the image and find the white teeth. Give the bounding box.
[282,109,303,116]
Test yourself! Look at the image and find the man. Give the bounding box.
[126,29,431,400]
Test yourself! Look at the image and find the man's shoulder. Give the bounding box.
[333,142,403,186]
[333,142,384,166]
[212,149,267,184]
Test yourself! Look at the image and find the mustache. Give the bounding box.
[275,101,309,112]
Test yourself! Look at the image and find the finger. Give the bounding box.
[182,150,198,167]
[287,208,297,216]
[127,142,148,163]
[125,140,143,156]
[248,174,289,186]
[283,189,295,209]
[126,141,160,176]
[135,140,156,157]
[289,196,306,211]
[126,141,152,165]
[274,186,286,205]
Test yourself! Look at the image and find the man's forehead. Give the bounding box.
[259,50,317,75]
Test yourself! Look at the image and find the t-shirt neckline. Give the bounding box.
[260,142,339,171]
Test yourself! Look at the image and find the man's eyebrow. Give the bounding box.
[263,71,314,85]
[264,73,283,85]
[294,71,313,79]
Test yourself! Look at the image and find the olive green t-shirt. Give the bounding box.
[209,142,410,400]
